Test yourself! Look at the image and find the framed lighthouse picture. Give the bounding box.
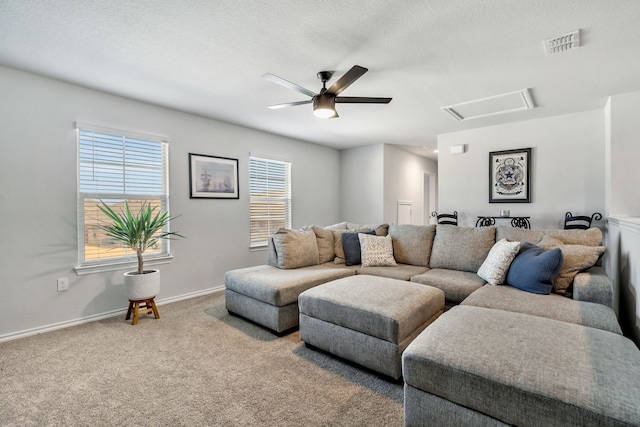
[189,153,239,199]
[489,148,531,203]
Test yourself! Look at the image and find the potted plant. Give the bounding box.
[98,200,184,300]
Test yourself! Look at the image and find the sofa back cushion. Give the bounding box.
[430,225,496,272]
[496,226,602,247]
[496,226,545,245]
[388,224,436,267]
[311,223,347,264]
[272,228,319,269]
[347,222,389,236]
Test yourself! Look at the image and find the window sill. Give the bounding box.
[74,255,174,276]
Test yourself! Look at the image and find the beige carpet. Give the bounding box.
[0,292,403,426]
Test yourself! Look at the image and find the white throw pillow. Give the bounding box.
[477,239,521,285]
[359,234,397,267]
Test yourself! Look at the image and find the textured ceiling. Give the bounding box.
[1,0,640,161]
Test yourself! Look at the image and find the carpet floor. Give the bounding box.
[0,291,404,426]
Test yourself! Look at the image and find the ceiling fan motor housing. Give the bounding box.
[313,93,336,118]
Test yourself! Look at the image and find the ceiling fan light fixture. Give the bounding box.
[313,94,337,118]
[263,65,390,118]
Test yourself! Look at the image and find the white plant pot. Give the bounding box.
[123,269,160,300]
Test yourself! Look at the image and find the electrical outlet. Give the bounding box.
[57,277,69,292]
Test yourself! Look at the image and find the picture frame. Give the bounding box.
[489,148,531,203]
[189,153,239,199]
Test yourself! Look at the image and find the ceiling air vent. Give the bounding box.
[544,30,580,55]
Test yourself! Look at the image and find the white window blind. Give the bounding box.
[249,156,291,248]
[77,125,170,267]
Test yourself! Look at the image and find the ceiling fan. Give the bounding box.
[262,65,392,118]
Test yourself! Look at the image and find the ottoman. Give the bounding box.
[298,275,445,380]
[402,305,640,426]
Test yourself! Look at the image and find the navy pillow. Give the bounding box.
[342,230,376,266]
[506,242,564,295]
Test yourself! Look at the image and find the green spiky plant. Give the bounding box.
[98,200,184,275]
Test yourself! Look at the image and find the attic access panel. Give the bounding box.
[442,89,534,121]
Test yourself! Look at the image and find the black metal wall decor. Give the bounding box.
[489,148,531,203]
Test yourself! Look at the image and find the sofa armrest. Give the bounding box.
[572,266,613,308]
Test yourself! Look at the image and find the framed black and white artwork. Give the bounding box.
[489,148,531,203]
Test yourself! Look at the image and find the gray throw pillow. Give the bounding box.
[272,228,319,269]
[311,225,336,264]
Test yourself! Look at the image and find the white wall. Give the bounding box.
[604,90,640,346]
[606,91,640,217]
[383,144,437,225]
[437,110,605,229]
[340,144,385,224]
[340,144,438,225]
[606,219,640,346]
[0,66,342,340]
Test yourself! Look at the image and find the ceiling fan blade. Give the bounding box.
[335,96,392,104]
[262,73,317,98]
[267,100,313,109]
[327,65,368,96]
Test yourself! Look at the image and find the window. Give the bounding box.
[76,124,170,272]
[249,156,291,248]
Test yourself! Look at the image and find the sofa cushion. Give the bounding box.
[461,285,623,334]
[410,269,486,304]
[359,233,397,267]
[476,239,521,285]
[402,305,640,427]
[358,264,428,281]
[272,228,320,269]
[495,226,545,245]
[429,225,496,272]
[347,222,389,236]
[342,230,376,266]
[572,266,614,307]
[538,235,606,296]
[224,264,355,306]
[311,225,334,264]
[496,226,603,248]
[388,224,436,267]
[506,242,564,295]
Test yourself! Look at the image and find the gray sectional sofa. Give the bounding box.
[224,222,640,426]
[225,222,616,332]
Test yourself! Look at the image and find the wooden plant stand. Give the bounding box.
[125,298,160,325]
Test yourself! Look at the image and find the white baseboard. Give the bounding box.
[0,286,225,343]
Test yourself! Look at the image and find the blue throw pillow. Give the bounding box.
[506,242,564,295]
[342,230,376,266]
